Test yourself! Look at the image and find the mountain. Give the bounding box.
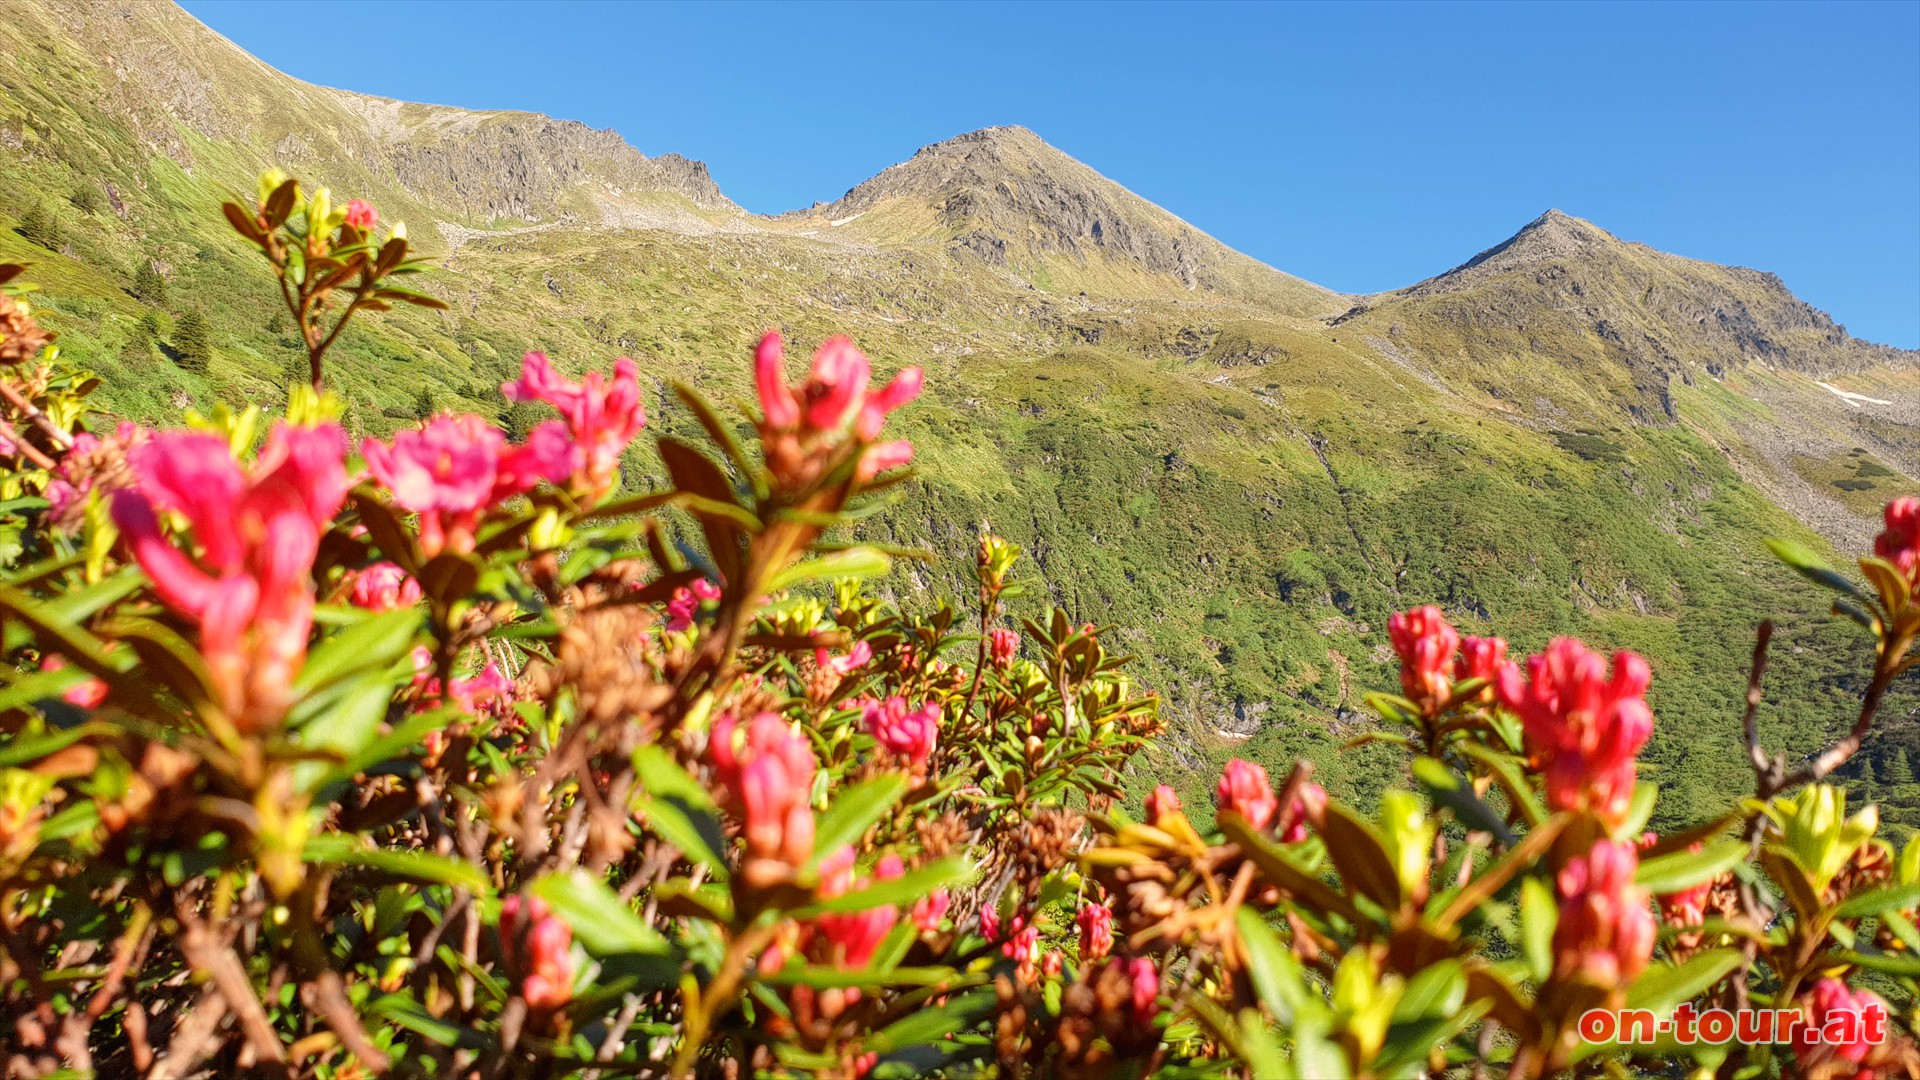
[777,126,1340,316]
[3,0,738,231]
[5,0,1919,825]
[1337,209,1920,547]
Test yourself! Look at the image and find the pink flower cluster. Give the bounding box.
[708,712,818,868]
[911,889,950,933]
[1388,605,1507,714]
[862,696,941,766]
[502,352,647,502]
[409,647,514,718]
[1389,605,1460,713]
[988,627,1020,669]
[1552,840,1654,986]
[666,578,722,632]
[1145,785,1183,827]
[1496,638,1653,826]
[347,561,421,612]
[1796,978,1888,1071]
[1213,760,1324,842]
[1875,496,1920,584]
[1216,759,1279,831]
[816,641,872,679]
[812,850,903,970]
[499,894,574,1012]
[343,199,377,232]
[753,332,921,485]
[1078,902,1114,963]
[111,424,349,729]
[362,414,568,558]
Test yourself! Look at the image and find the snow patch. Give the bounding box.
[1817,382,1893,408]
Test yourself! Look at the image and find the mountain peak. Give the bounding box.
[1450,209,1620,278]
[796,126,1339,314]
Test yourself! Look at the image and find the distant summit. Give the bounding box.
[786,126,1341,316]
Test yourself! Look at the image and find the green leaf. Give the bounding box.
[306,837,489,894]
[1635,840,1748,896]
[1835,882,1920,920]
[868,988,996,1052]
[1317,803,1402,909]
[1517,875,1555,984]
[792,858,972,917]
[1393,959,1466,1023]
[1618,781,1659,840]
[1767,539,1863,598]
[1235,906,1310,1025]
[531,869,671,956]
[290,669,405,793]
[767,547,893,595]
[1624,948,1743,1014]
[760,964,966,989]
[292,607,422,697]
[810,774,911,864]
[1412,756,1514,844]
[305,708,448,796]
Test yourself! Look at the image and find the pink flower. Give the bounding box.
[814,850,902,969]
[1144,785,1183,827]
[988,627,1019,670]
[1552,840,1654,986]
[343,199,377,231]
[1278,782,1327,844]
[1497,639,1653,827]
[494,420,573,503]
[1216,758,1278,832]
[708,712,818,867]
[979,904,1001,942]
[40,655,107,709]
[911,889,950,933]
[1876,497,1920,583]
[752,331,920,453]
[1127,957,1160,1024]
[754,332,800,430]
[111,424,348,730]
[501,352,647,501]
[863,696,941,765]
[1002,920,1041,976]
[348,561,421,612]
[1078,903,1114,963]
[857,366,923,441]
[665,577,721,632]
[1796,978,1887,1067]
[407,647,515,718]
[452,661,514,717]
[815,640,872,678]
[1388,605,1461,714]
[500,895,574,1012]
[363,415,504,557]
[854,438,914,484]
[1454,634,1508,704]
[804,336,870,432]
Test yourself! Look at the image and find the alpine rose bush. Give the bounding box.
[0,171,1916,1080]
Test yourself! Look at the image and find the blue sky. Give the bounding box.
[182,1,1920,347]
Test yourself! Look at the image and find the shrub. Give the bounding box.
[0,174,1917,1078]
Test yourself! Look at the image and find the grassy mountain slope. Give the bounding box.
[5,0,1919,828]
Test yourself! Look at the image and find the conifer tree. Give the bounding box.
[172,308,212,374]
